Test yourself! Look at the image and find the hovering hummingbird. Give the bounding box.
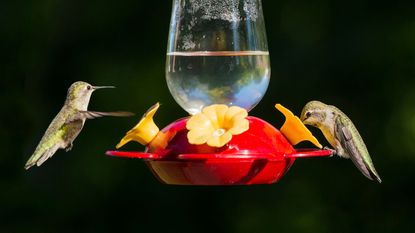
[300,101,382,183]
[25,81,134,170]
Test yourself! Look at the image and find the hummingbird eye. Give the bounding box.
[306,111,312,118]
[87,85,92,90]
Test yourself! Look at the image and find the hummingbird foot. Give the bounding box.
[65,143,73,152]
[323,146,336,157]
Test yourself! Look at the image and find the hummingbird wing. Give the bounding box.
[68,111,134,121]
[335,116,382,183]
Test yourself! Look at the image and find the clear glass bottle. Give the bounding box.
[166,0,270,115]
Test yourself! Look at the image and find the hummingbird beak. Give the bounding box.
[92,86,115,90]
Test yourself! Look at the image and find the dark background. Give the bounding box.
[1,0,414,232]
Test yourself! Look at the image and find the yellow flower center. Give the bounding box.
[212,128,226,137]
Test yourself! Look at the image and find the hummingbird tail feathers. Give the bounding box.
[369,168,382,183]
[348,153,382,183]
[359,164,382,183]
[25,144,61,170]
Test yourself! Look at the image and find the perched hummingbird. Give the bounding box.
[25,81,134,170]
[300,101,382,183]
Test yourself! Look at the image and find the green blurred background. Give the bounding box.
[1,0,415,232]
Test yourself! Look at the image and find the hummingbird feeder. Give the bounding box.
[106,0,332,185]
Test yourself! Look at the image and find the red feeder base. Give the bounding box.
[106,117,332,185]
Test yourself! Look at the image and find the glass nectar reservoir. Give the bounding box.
[166,0,270,114]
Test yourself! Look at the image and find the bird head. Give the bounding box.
[65,81,115,110]
[300,100,330,127]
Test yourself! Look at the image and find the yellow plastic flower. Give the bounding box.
[186,104,249,148]
[116,103,160,148]
[275,103,322,148]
